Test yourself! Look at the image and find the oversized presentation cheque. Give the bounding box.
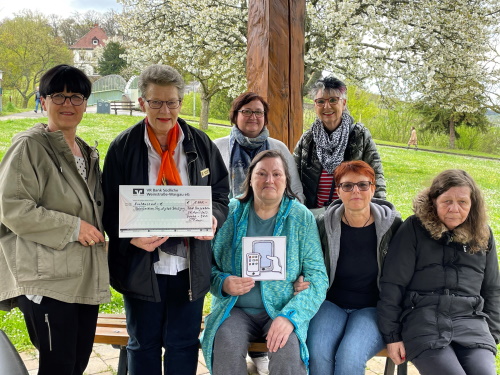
[119,185,213,238]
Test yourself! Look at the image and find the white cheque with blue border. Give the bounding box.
[119,185,213,238]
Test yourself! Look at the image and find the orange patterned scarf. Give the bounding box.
[146,118,182,186]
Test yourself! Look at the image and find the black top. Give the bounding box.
[326,221,378,308]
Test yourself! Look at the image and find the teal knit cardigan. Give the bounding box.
[201,196,328,372]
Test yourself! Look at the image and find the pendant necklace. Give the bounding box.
[344,213,371,227]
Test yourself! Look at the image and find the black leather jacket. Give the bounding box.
[294,120,386,208]
[102,118,229,302]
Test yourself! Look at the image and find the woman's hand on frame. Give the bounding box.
[222,276,255,296]
[130,236,169,252]
[194,216,218,241]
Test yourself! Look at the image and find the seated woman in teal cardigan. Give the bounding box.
[201,150,328,374]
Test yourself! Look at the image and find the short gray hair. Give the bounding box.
[138,64,185,99]
[310,76,347,100]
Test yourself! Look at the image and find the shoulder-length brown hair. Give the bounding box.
[413,169,490,253]
[237,150,299,202]
[229,92,269,126]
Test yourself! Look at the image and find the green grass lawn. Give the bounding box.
[0,113,499,367]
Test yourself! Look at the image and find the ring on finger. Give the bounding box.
[89,240,95,245]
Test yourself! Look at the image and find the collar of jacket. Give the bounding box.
[413,189,474,246]
[229,195,294,234]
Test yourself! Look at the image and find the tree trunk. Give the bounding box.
[449,118,455,148]
[199,93,210,130]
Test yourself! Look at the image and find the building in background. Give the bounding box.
[69,24,108,77]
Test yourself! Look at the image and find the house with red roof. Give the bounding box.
[69,24,108,76]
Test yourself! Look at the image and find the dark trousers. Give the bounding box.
[124,270,204,375]
[412,342,496,375]
[18,296,99,375]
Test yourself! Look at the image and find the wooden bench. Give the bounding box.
[110,101,134,115]
[95,313,408,375]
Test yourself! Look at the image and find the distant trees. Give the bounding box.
[46,10,121,46]
[117,0,500,133]
[119,0,247,130]
[97,41,127,76]
[0,11,73,107]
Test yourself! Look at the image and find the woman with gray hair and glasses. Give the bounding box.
[102,64,229,375]
[294,76,385,214]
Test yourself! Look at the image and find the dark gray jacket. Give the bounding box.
[317,198,401,290]
[378,215,500,360]
[294,120,386,208]
[102,118,229,302]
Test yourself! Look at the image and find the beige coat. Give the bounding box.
[0,124,110,310]
[408,128,417,145]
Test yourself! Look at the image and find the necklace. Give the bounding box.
[343,213,371,228]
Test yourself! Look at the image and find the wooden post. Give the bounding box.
[246,0,305,151]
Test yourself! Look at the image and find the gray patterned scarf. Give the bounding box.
[229,126,270,197]
[312,112,352,174]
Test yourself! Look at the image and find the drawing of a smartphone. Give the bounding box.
[252,240,274,271]
[246,253,261,276]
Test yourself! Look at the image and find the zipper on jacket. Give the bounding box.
[45,314,53,351]
[187,243,193,301]
[185,147,196,302]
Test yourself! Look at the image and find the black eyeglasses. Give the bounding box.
[338,181,373,192]
[146,100,181,109]
[314,97,342,107]
[238,109,265,118]
[49,93,86,106]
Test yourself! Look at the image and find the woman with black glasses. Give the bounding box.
[102,64,229,375]
[295,160,401,374]
[294,76,385,214]
[0,64,109,375]
[214,92,304,203]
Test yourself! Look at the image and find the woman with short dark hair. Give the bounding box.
[0,64,109,375]
[378,169,500,375]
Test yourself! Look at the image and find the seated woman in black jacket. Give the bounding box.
[378,169,500,375]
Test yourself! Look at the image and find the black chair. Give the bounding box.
[0,329,29,375]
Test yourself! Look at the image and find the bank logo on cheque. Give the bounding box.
[133,188,145,195]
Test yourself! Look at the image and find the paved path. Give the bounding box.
[0,105,147,121]
[20,344,420,375]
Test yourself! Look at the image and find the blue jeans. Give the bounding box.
[124,270,204,375]
[307,301,384,375]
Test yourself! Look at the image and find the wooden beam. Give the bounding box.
[246,0,305,151]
